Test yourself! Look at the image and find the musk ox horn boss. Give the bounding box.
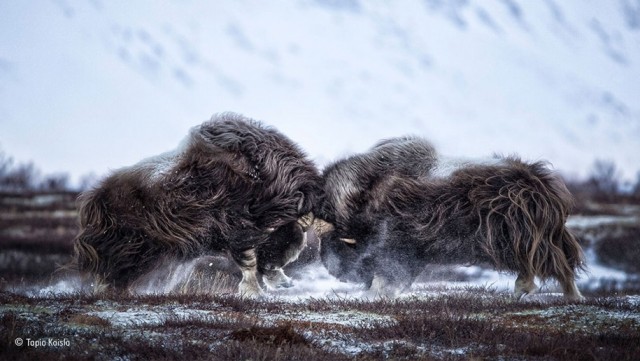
[73,113,321,297]
[316,137,585,300]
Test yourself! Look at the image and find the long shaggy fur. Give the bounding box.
[316,137,585,300]
[317,136,436,231]
[73,113,321,296]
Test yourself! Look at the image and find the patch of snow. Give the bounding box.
[268,264,366,301]
[431,155,504,179]
[30,277,83,297]
[134,132,192,185]
[132,258,202,295]
[413,265,514,293]
[508,305,640,326]
[268,310,396,328]
[89,309,166,327]
[566,215,639,229]
[0,195,65,207]
[303,329,375,356]
[626,295,640,306]
[577,247,633,290]
[87,306,218,327]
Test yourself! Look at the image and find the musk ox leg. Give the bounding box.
[262,268,294,289]
[369,274,399,297]
[558,275,584,301]
[366,230,422,297]
[514,273,539,299]
[231,248,264,297]
[256,221,306,289]
[368,252,421,297]
[369,267,416,297]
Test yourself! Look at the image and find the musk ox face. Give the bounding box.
[319,226,375,286]
[73,113,321,297]
[316,137,585,300]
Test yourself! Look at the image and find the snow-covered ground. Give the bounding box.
[3,273,638,360]
[25,246,637,302]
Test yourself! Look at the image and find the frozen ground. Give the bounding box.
[2,278,639,360]
[3,242,638,358]
[1,193,639,359]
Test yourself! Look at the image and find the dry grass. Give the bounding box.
[1,191,640,360]
[1,289,639,360]
[66,313,111,328]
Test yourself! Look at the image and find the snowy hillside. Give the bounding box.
[1,0,639,182]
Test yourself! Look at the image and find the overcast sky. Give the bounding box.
[1,1,639,185]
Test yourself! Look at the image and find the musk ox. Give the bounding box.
[316,137,585,300]
[73,113,321,297]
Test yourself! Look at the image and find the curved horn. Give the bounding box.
[311,218,335,235]
[296,212,315,231]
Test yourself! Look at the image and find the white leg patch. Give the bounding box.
[514,274,539,299]
[236,248,264,298]
[238,269,264,298]
[368,274,399,298]
[562,280,585,301]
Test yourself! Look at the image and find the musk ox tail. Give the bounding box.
[72,189,104,275]
[470,159,585,284]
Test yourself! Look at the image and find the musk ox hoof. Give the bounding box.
[514,287,540,300]
[365,275,403,298]
[263,269,294,289]
[514,274,539,300]
[569,294,586,302]
[564,290,585,302]
[363,288,400,299]
[515,290,536,301]
[237,281,265,298]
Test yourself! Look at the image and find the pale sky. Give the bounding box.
[1,1,639,185]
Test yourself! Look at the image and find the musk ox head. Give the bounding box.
[73,113,321,297]
[316,137,585,300]
[315,136,436,233]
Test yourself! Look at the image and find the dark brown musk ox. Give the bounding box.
[72,113,321,297]
[314,136,586,300]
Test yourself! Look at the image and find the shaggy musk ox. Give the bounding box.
[316,137,585,300]
[73,113,321,296]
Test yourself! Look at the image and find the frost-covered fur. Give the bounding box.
[73,113,321,297]
[316,137,585,300]
[317,136,436,231]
